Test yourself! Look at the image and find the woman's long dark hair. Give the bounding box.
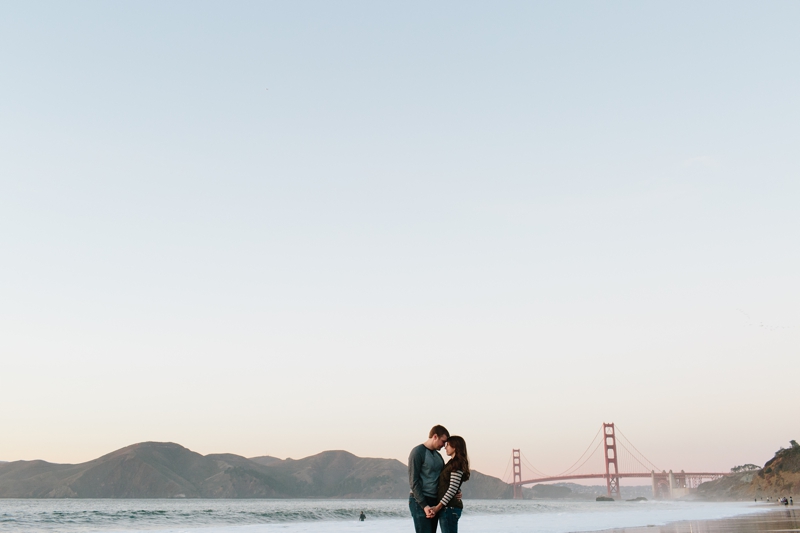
[446,436,470,481]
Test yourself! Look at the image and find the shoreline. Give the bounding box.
[595,507,798,533]
[0,499,791,533]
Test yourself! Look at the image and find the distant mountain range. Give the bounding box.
[524,482,652,500]
[0,442,511,499]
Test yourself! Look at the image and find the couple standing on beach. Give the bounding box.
[408,425,470,533]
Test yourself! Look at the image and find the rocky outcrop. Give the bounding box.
[751,443,800,497]
[698,441,800,500]
[696,471,758,500]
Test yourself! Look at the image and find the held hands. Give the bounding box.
[426,491,461,518]
[425,504,443,518]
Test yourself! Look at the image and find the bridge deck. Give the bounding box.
[516,472,727,485]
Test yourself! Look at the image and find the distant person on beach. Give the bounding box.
[409,425,450,533]
[428,436,470,533]
[359,511,366,521]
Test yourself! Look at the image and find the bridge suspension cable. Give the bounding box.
[618,444,646,475]
[560,439,603,477]
[615,426,661,472]
[520,451,551,478]
[618,442,655,474]
[500,452,513,483]
[556,426,603,477]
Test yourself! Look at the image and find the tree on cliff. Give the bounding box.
[730,464,760,473]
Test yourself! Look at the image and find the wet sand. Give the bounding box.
[606,507,798,533]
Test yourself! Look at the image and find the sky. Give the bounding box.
[1,1,798,483]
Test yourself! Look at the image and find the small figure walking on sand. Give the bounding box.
[359,511,366,522]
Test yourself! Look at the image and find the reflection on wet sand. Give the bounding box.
[614,509,799,533]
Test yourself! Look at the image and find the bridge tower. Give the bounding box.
[603,423,620,499]
[512,449,523,499]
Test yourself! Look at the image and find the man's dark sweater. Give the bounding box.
[408,444,445,507]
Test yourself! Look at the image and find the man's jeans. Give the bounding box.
[409,495,439,533]
[438,507,462,533]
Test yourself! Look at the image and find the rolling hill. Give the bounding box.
[0,442,512,499]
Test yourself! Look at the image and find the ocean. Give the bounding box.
[0,499,771,533]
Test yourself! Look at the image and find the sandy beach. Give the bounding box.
[613,508,798,533]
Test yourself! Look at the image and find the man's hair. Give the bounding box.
[429,425,450,439]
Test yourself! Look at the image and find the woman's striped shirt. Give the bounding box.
[439,470,463,507]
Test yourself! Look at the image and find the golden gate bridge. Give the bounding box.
[505,422,728,499]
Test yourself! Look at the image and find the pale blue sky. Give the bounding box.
[1,1,798,479]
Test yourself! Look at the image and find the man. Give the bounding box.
[408,425,449,533]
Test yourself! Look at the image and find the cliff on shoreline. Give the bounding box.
[698,441,799,500]
[0,442,511,499]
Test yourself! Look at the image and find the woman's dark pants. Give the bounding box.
[438,507,462,533]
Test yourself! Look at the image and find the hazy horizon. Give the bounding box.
[1,1,798,481]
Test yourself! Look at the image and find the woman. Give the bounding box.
[430,436,470,533]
